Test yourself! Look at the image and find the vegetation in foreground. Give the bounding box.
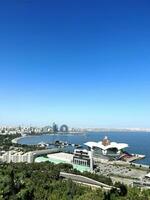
[0,162,150,200]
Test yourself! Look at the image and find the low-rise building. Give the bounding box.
[84,136,128,158]
[73,149,93,171]
[0,150,33,163]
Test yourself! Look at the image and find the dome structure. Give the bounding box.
[102,136,110,146]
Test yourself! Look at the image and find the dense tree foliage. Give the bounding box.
[0,134,21,150]
[0,162,150,199]
[0,162,104,200]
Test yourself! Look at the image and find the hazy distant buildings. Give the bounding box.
[60,124,69,132]
[51,123,69,133]
[52,122,58,133]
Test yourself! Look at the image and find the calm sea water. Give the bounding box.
[18,132,150,165]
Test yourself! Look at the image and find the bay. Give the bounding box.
[18,131,150,165]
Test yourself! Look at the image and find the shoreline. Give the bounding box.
[11,132,150,166]
[12,136,26,144]
[12,130,150,144]
[11,132,86,144]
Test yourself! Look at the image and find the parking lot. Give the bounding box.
[96,162,147,179]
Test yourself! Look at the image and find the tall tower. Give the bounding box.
[52,122,58,133]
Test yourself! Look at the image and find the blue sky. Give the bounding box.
[0,0,150,128]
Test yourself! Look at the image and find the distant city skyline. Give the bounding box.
[0,1,150,128]
[1,122,150,130]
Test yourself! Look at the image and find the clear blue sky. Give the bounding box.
[0,0,150,128]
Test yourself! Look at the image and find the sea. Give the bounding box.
[18,131,150,165]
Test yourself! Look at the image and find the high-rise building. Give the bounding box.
[60,124,69,132]
[52,122,58,133]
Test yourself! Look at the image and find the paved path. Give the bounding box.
[60,172,116,190]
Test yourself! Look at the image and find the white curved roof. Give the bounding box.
[84,141,128,150]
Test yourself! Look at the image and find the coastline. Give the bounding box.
[12,136,26,144]
[11,132,85,144]
[12,130,150,144]
[11,131,150,165]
